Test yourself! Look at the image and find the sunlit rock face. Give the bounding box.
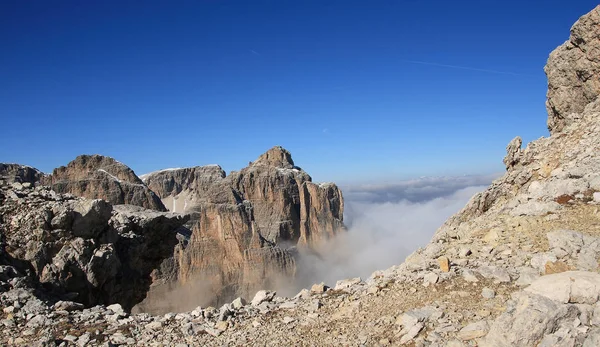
[545,6,600,134]
[139,146,345,312]
[50,154,166,212]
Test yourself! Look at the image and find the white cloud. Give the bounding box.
[290,175,494,290]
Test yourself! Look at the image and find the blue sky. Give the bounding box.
[1,1,597,183]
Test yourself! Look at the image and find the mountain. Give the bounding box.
[50,154,166,211]
[138,146,345,312]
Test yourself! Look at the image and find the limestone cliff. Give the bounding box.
[139,146,344,311]
[50,155,166,212]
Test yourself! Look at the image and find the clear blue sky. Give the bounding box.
[1,1,597,183]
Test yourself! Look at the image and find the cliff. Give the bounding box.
[139,146,345,311]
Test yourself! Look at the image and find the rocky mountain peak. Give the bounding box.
[252,146,296,169]
[54,154,143,184]
[545,5,600,134]
[50,154,166,211]
[0,163,45,184]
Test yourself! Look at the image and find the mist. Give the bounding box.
[291,175,495,289]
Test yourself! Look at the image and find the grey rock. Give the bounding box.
[482,288,495,299]
[525,271,600,304]
[503,136,522,170]
[399,322,424,344]
[70,199,113,238]
[515,267,541,286]
[477,265,510,283]
[231,297,246,310]
[545,6,600,133]
[334,277,362,290]
[483,292,580,346]
[509,201,561,216]
[251,290,276,306]
[423,272,439,286]
[53,301,85,312]
[457,321,488,341]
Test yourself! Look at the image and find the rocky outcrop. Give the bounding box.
[0,164,45,185]
[545,6,600,134]
[0,181,188,311]
[50,155,166,211]
[139,146,344,311]
[434,9,600,240]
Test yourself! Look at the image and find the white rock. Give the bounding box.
[106,303,126,317]
[482,288,495,299]
[231,297,246,309]
[423,273,439,286]
[334,277,362,290]
[525,271,600,304]
[457,321,488,340]
[399,322,424,344]
[145,321,162,330]
[251,290,276,306]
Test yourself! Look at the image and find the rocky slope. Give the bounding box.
[2,5,600,347]
[0,178,188,314]
[50,155,166,212]
[139,146,345,312]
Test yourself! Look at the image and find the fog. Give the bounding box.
[291,175,496,289]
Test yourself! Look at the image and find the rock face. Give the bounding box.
[0,163,45,184]
[50,155,166,211]
[139,146,345,311]
[545,6,600,133]
[0,181,188,311]
[435,6,600,241]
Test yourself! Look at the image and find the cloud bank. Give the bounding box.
[291,174,497,290]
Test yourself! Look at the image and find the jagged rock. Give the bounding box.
[0,185,188,311]
[50,154,166,211]
[251,290,276,306]
[545,6,600,134]
[139,146,345,312]
[142,165,226,213]
[503,136,522,170]
[0,164,45,184]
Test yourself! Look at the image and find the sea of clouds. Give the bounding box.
[292,174,498,289]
